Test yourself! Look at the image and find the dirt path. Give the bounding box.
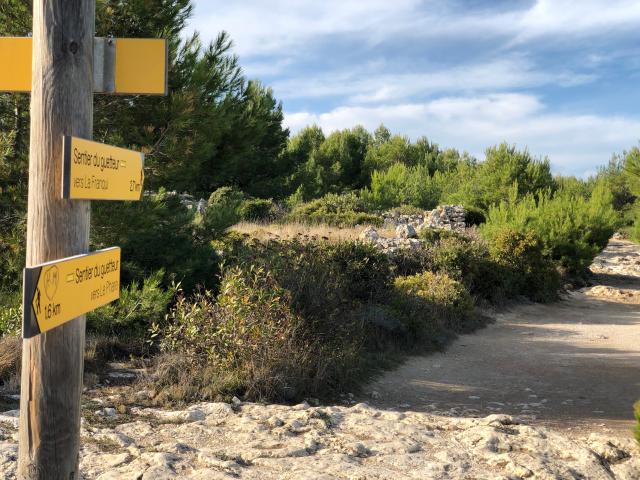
[365,238,640,439]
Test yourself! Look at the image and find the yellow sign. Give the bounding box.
[0,37,168,95]
[114,38,168,95]
[0,37,32,92]
[23,248,121,338]
[62,136,144,200]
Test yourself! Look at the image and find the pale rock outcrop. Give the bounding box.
[2,401,635,479]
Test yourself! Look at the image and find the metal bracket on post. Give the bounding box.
[93,37,116,94]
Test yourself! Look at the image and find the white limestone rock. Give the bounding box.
[396,223,417,239]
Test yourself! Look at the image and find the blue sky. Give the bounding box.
[188,0,640,176]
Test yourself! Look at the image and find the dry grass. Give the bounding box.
[0,336,20,383]
[0,334,146,392]
[230,221,395,242]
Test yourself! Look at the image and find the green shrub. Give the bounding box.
[154,265,364,402]
[482,182,617,274]
[488,229,559,302]
[393,271,474,338]
[0,294,21,337]
[150,236,399,402]
[238,197,277,221]
[286,192,382,227]
[394,232,512,304]
[88,270,176,339]
[0,222,25,296]
[202,187,278,230]
[202,186,246,235]
[426,234,491,288]
[323,241,393,302]
[224,237,392,315]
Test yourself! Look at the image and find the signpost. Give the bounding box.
[23,248,121,339]
[62,136,144,200]
[0,37,168,95]
[0,1,168,478]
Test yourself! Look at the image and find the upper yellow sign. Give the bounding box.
[0,37,168,95]
[23,248,121,338]
[62,136,144,201]
[0,37,31,93]
[114,38,168,95]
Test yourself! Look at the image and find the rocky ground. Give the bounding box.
[0,239,638,479]
[1,399,638,479]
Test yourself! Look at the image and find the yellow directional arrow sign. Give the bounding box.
[23,248,121,338]
[0,37,168,95]
[62,136,144,200]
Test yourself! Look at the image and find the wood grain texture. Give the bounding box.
[18,1,95,478]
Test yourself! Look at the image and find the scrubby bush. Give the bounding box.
[396,230,547,304]
[482,183,617,274]
[152,234,498,402]
[0,336,20,384]
[201,186,246,237]
[225,237,392,313]
[425,234,490,288]
[153,265,364,402]
[238,197,277,221]
[0,296,21,337]
[202,187,279,234]
[488,229,559,302]
[393,271,474,336]
[0,222,25,297]
[88,270,176,339]
[286,192,381,227]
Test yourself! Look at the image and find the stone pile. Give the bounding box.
[360,226,422,257]
[362,205,467,257]
[426,205,466,231]
[382,205,466,233]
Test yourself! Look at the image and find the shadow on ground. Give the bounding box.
[364,240,640,438]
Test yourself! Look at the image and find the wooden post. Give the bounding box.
[18,0,95,478]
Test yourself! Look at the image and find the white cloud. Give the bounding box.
[188,0,422,56]
[283,93,640,176]
[513,0,640,43]
[190,0,640,57]
[271,57,595,103]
